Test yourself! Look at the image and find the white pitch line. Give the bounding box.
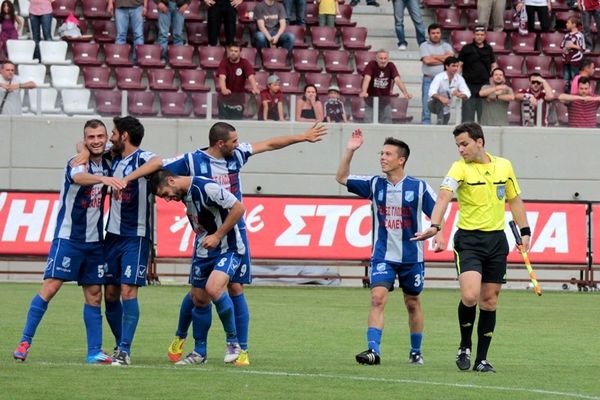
[11,361,600,400]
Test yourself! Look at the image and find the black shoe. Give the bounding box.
[455,347,471,371]
[111,350,130,366]
[356,349,380,365]
[408,351,424,365]
[473,359,496,373]
[366,1,380,5]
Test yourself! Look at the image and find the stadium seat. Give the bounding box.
[82,0,111,19]
[92,20,117,43]
[93,89,122,115]
[61,20,92,43]
[486,31,509,55]
[40,41,71,65]
[341,27,371,51]
[435,8,464,30]
[554,101,569,125]
[555,10,579,31]
[304,3,318,26]
[179,69,210,92]
[350,97,367,122]
[136,44,165,68]
[190,92,209,117]
[292,48,322,73]
[354,50,376,74]
[146,0,159,20]
[507,101,521,125]
[28,88,61,114]
[128,90,157,116]
[168,45,196,68]
[7,39,38,64]
[247,70,267,92]
[546,78,566,96]
[52,0,77,19]
[19,0,30,17]
[218,24,246,46]
[390,97,413,123]
[104,43,134,67]
[524,55,554,78]
[148,69,178,91]
[50,65,83,88]
[276,71,302,94]
[115,67,146,90]
[450,30,473,53]
[456,0,476,8]
[553,56,564,77]
[310,26,340,50]
[185,22,209,46]
[62,88,95,114]
[496,54,525,78]
[286,25,309,48]
[423,0,451,7]
[159,92,191,117]
[509,77,530,93]
[540,32,566,56]
[336,73,363,96]
[304,73,332,94]
[240,47,259,70]
[236,1,257,25]
[465,9,480,30]
[83,66,115,89]
[260,48,292,72]
[183,0,204,21]
[198,45,225,69]
[335,4,357,27]
[17,64,49,87]
[503,10,518,31]
[323,50,353,74]
[510,32,540,55]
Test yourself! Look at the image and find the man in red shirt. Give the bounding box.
[558,76,600,128]
[513,73,555,126]
[259,75,284,121]
[217,43,261,120]
[359,49,412,123]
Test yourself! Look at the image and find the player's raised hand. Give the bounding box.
[304,122,328,142]
[347,129,363,151]
[102,177,127,191]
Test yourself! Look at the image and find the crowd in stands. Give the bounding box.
[1,0,600,128]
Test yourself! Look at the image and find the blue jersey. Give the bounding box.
[107,149,156,238]
[185,176,246,259]
[347,175,437,264]
[54,157,111,243]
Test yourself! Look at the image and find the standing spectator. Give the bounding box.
[558,76,600,127]
[259,74,285,121]
[561,16,586,93]
[580,0,600,53]
[570,58,595,94]
[157,0,190,60]
[478,0,506,31]
[513,72,554,126]
[205,0,240,46]
[516,0,551,33]
[317,0,338,27]
[392,0,426,50]
[0,61,37,115]
[420,23,454,124]
[324,84,348,122]
[479,68,514,126]
[296,84,324,122]
[253,0,295,58]
[0,1,21,60]
[108,0,146,59]
[428,57,471,125]
[283,0,305,26]
[217,42,261,120]
[350,0,379,7]
[458,25,497,123]
[29,0,53,61]
[359,49,412,124]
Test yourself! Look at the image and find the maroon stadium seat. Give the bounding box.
[128,91,157,116]
[354,50,376,74]
[179,69,210,92]
[276,71,302,94]
[524,55,555,78]
[183,0,204,21]
[261,48,292,72]
[292,48,322,73]
[104,43,134,67]
[435,8,464,30]
[540,32,566,56]
[341,27,371,51]
[115,67,146,90]
[450,30,473,53]
[94,89,122,115]
[136,44,165,68]
[52,0,77,18]
[335,4,357,27]
[496,54,525,78]
[390,97,413,123]
[336,73,362,96]
[82,0,111,19]
[486,31,509,55]
[148,69,178,91]
[198,45,225,69]
[510,32,540,55]
[190,92,208,117]
[83,66,114,89]
[310,26,340,50]
[92,20,117,43]
[185,22,209,46]
[168,45,196,69]
[72,42,102,66]
[159,92,191,117]
[323,50,353,74]
[286,25,309,48]
[304,73,333,95]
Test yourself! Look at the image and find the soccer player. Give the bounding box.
[149,169,246,365]
[414,122,531,373]
[13,119,125,363]
[123,121,328,366]
[335,129,445,366]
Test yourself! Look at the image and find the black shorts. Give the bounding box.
[453,229,509,284]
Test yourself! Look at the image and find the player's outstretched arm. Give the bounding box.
[251,122,328,154]
[122,156,164,185]
[335,129,363,186]
[72,172,127,191]
[412,189,453,241]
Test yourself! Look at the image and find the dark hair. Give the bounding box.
[452,122,485,146]
[113,116,144,146]
[578,76,591,85]
[383,137,410,163]
[227,42,241,49]
[302,84,317,101]
[567,15,581,26]
[1,60,15,69]
[148,169,176,196]
[0,1,16,22]
[83,119,107,135]
[208,121,236,146]
[528,72,542,80]
[491,67,505,77]
[427,23,441,34]
[444,56,460,68]
[581,58,594,69]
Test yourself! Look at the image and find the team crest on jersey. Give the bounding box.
[496,185,505,200]
[62,257,71,269]
[404,191,414,202]
[200,162,208,174]
[124,165,133,176]
[376,263,386,272]
[228,161,237,170]
[377,190,384,202]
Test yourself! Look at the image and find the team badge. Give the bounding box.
[228,161,237,170]
[124,165,133,176]
[404,190,414,202]
[235,67,242,76]
[377,190,384,202]
[200,162,208,174]
[496,185,505,200]
[62,257,71,269]
[376,263,386,272]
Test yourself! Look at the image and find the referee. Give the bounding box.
[414,122,531,373]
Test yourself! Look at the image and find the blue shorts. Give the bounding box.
[369,260,425,296]
[230,228,252,285]
[104,233,150,286]
[190,252,241,289]
[44,238,106,285]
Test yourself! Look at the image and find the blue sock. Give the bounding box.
[231,293,249,351]
[192,304,212,356]
[105,299,122,348]
[213,292,237,342]
[83,304,103,356]
[367,327,382,355]
[21,294,49,343]
[119,298,139,354]
[176,292,194,339]
[410,332,423,354]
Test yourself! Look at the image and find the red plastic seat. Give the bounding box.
[304,73,333,95]
[524,55,554,78]
[546,78,566,96]
[136,44,165,68]
[261,47,292,72]
[246,70,267,92]
[540,32,566,56]
[276,71,302,94]
[336,73,363,96]
[148,69,178,91]
[83,66,114,89]
[456,0,476,8]
[286,25,309,48]
[555,10,579,31]
[218,23,246,46]
[146,0,159,20]
[240,47,259,70]
[159,92,191,117]
[292,48,322,73]
[190,92,209,117]
[422,0,451,7]
[435,8,464,30]
[179,69,210,92]
[450,30,473,53]
[92,20,116,43]
[82,0,111,19]
[323,50,353,74]
[168,45,196,68]
[310,26,340,50]
[390,97,413,123]
[236,1,257,25]
[52,0,77,19]
[509,77,530,93]
[185,22,209,46]
[486,31,509,55]
[553,56,564,77]
[115,67,146,90]
[94,89,122,115]
[465,9,480,30]
[341,27,371,51]
[354,50,376,74]
[507,101,522,125]
[350,97,367,122]
[183,0,204,22]
[72,42,102,66]
[510,32,540,55]
[128,91,157,116]
[304,3,318,26]
[198,45,225,69]
[496,54,525,78]
[61,19,92,43]
[335,4,357,27]
[104,43,133,67]
[503,10,518,31]
[550,0,570,11]
[554,101,569,125]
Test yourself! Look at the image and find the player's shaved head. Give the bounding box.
[209,122,236,146]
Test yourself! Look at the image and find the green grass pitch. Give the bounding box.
[1,283,599,400]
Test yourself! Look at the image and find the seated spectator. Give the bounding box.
[570,58,595,95]
[324,84,348,123]
[427,56,470,125]
[479,68,515,126]
[514,73,555,126]
[317,0,338,27]
[283,0,306,26]
[0,61,37,115]
[0,0,21,60]
[254,0,295,58]
[157,0,190,60]
[29,0,54,61]
[296,84,324,122]
[259,74,285,121]
[558,76,600,128]
[350,0,379,6]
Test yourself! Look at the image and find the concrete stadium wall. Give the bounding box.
[1,115,599,201]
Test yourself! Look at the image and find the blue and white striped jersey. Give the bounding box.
[106,149,156,238]
[185,176,246,259]
[54,157,111,242]
[347,175,437,264]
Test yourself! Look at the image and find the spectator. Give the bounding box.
[296,84,324,122]
[29,0,53,61]
[317,0,338,27]
[0,61,37,115]
[420,23,454,125]
[478,0,506,31]
[324,84,348,123]
[561,16,586,93]
[359,49,412,124]
[570,58,595,94]
[428,57,470,125]
[0,0,21,60]
[514,72,555,126]
[108,0,146,60]
[392,0,426,50]
[205,0,240,46]
[580,0,600,53]
[254,0,295,58]
[217,42,261,120]
[350,0,380,7]
[157,0,190,60]
[558,76,600,127]
[458,25,497,123]
[259,74,285,121]
[479,68,515,126]
[516,0,551,33]
[283,0,305,26]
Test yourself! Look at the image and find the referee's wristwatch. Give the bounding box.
[430,223,441,232]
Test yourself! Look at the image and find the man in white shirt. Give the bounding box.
[428,57,470,125]
[0,61,37,115]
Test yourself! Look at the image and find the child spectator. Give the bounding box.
[259,75,285,121]
[324,85,348,122]
[561,16,585,93]
[317,0,339,27]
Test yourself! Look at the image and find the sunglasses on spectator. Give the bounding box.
[531,81,542,85]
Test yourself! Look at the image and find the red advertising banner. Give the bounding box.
[593,204,600,265]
